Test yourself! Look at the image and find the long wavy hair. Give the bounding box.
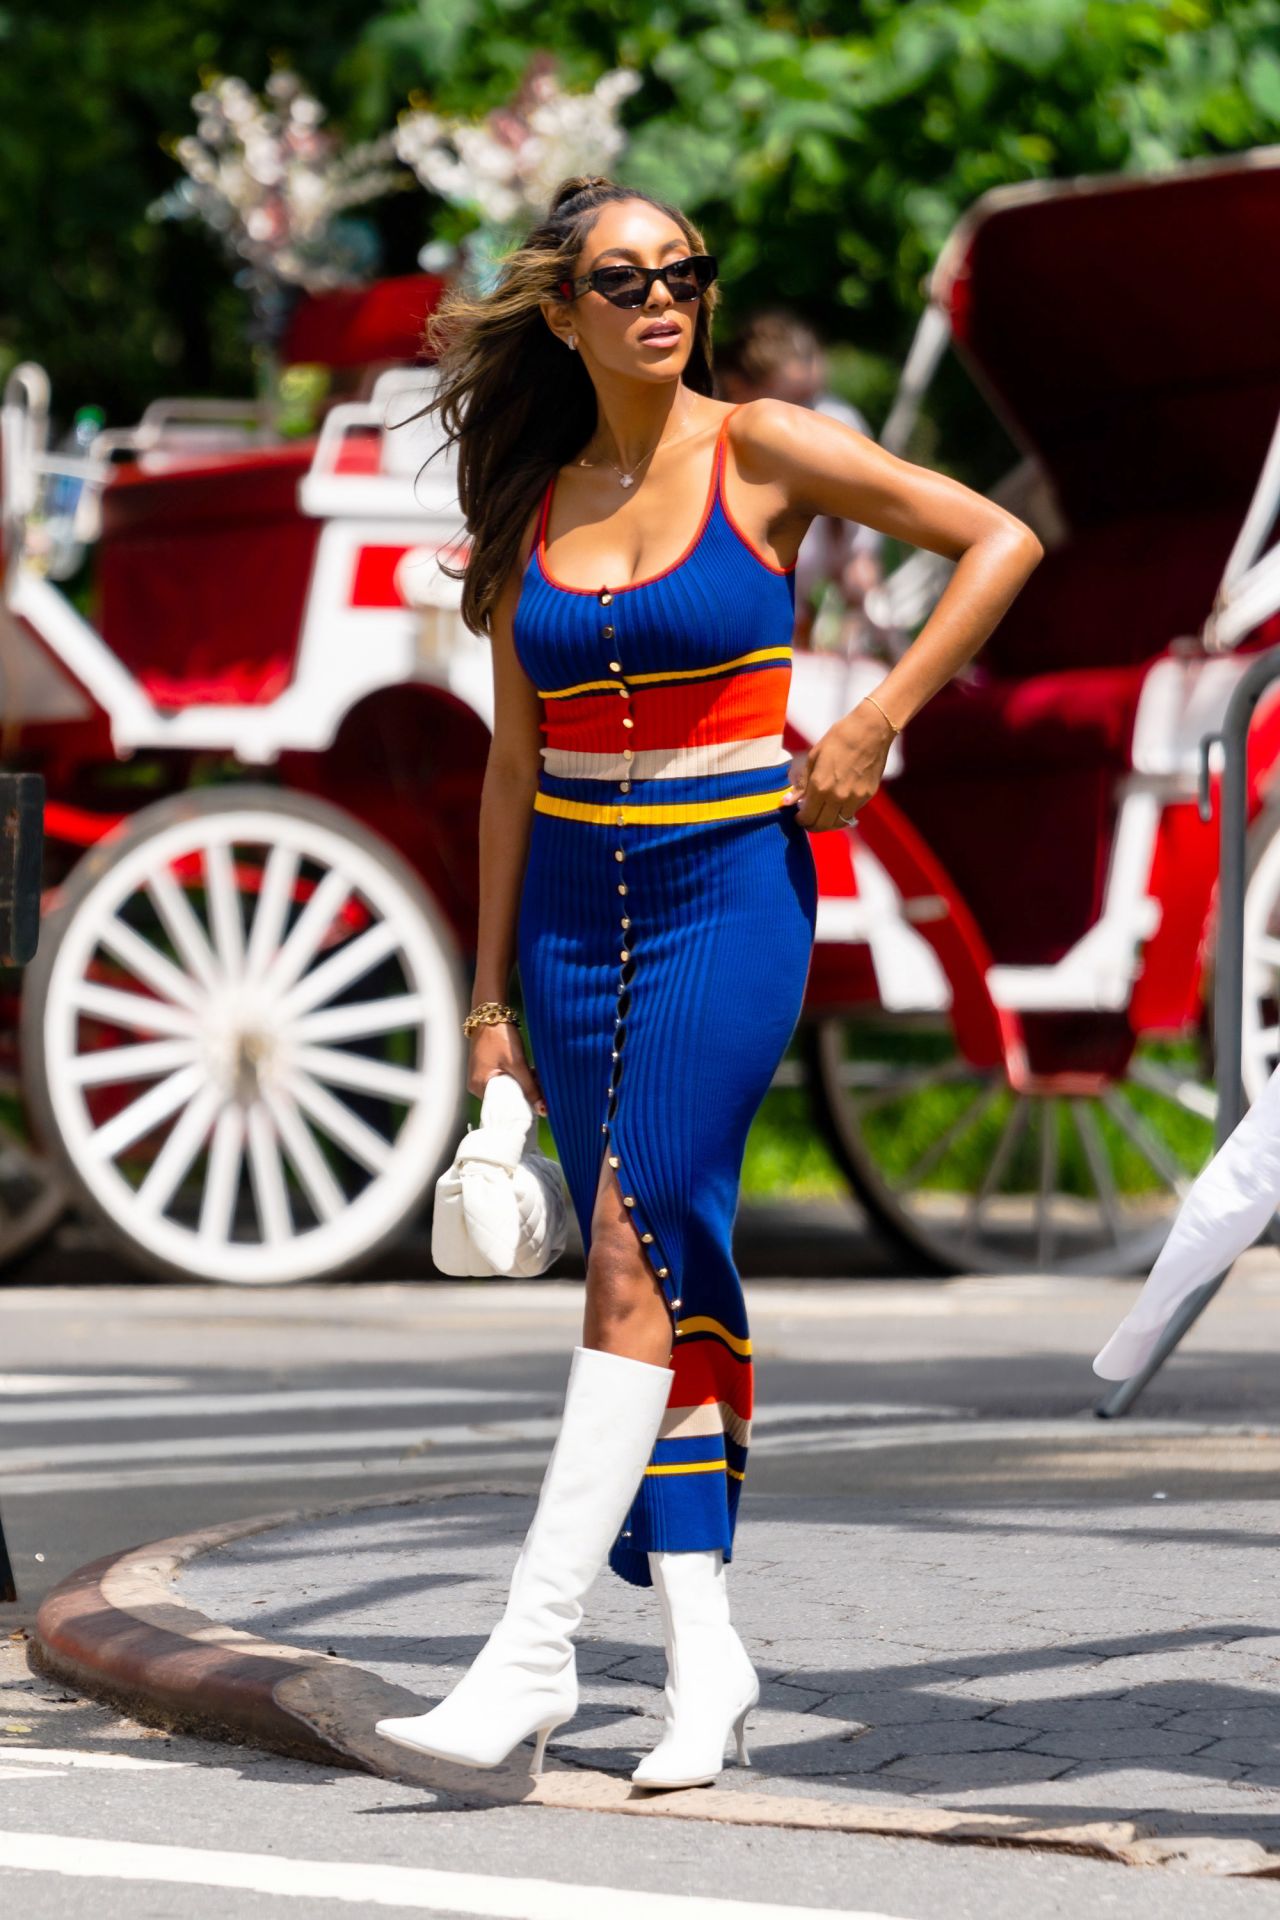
[418,175,719,636]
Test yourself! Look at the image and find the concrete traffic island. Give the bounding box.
[28,1434,1280,1881]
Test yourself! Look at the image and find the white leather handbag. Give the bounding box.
[430,1070,571,1278]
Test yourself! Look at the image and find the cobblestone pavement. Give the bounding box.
[182,1422,1280,1849]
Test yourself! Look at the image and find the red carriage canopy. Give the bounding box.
[931,148,1280,527]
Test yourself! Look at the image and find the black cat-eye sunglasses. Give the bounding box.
[554,253,718,309]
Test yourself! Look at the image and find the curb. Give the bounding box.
[28,1486,1280,1880]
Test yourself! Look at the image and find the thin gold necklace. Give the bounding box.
[576,401,701,489]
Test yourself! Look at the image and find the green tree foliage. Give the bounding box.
[0,1,396,420]
[358,0,1280,420]
[3,0,1279,426]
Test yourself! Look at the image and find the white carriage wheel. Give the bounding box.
[22,787,467,1284]
[808,1014,1216,1278]
[1241,807,1280,1106]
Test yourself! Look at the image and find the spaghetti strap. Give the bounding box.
[714,402,745,509]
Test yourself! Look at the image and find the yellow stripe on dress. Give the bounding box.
[537,645,792,700]
[644,1458,729,1477]
[674,1315,753,1357]
[534,789,792,826]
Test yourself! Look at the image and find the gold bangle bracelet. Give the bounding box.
[861,691,902,737]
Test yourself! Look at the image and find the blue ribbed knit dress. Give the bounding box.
[514,403,818,1588]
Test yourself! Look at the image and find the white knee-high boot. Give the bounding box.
[630,1548,760,1789]
[375,1344,671,1773]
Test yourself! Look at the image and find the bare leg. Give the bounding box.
[583,1149,674,1368]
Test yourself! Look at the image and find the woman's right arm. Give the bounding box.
[466,530,548,1114]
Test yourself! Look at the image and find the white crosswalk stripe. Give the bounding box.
[0,1373,971,1497]
[0,1385,547,1425]
[0,1745,192,1770]
[0,1829,906,1918]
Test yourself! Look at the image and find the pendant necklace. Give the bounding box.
[577,399,698,489]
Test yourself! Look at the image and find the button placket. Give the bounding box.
[594,585,676,1317]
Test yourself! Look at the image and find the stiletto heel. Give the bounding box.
[631,1549,761,1790]
[530,1722,557,1775]
[733,1708,751,1767]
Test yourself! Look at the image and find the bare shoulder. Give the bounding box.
[724,395,875,487]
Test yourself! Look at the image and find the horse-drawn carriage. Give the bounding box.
[2,152,1279,1283]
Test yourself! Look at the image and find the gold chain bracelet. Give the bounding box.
[861,691,902,737]
[463,1000,523,1039]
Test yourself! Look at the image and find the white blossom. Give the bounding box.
[394,60,641,234]
[150,69,407,298]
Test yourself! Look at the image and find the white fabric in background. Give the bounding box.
[1093,1057,1280,1379]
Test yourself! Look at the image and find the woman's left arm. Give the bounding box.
[737,398,1044,833]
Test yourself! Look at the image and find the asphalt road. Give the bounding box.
[4,1221,1280,1918]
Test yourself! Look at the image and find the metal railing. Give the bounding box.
[1097,642,1280,1416]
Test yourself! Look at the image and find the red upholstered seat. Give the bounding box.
[900,662,1146,777]
[889,505,1241,966]
[894,665,1147,967]
[96,445,318,709]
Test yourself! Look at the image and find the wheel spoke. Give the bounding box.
[1249,934,1280,971]
[292,994,428,1045]
[204,842,246,979]
[1070,1098,1125,1249]
[282,1069,395,1175]
[261,867,351,999]
[245,1102,291,1244]
[199,1104,245,1246]
[849,1059,974,1117]
[893,1079,1001,1191]
[244,845,300,984]
[1126,1057,1217,1123]
[261,1085,346,1223]
[287,1044,427,1103]
[87,1063,206,1163]
[68,1038,201,1088]
[276,920,402,1023]
[1101,1087,1192,1197]
[136,1082,223,1217]
[68,983,199,1038]
[1035,1097,1058,1270]
[959,1096,1029,1256]
[146,868,221,992]
[97,917,204,1013]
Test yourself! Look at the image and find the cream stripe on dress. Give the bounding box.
[660,1399,752,1447]
[541,737,793,782]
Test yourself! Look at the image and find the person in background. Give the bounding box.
[717,309,885,651]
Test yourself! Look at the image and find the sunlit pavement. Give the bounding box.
[5,1225,1280,1915]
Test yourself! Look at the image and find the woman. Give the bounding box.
[375,175,1042,1788]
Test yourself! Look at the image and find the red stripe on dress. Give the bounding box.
[543,666,790,755]
[671,1339,754,1423]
